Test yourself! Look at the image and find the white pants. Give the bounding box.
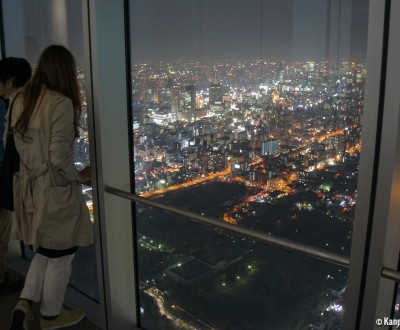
[20,252,75,316]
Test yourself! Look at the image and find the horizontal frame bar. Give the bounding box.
[381,267,400,282]
[105,186,350,267]
[105,187,400,283]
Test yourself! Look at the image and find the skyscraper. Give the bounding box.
[185,85,196,111]
[209,81,223,105]
[171,85,180,114]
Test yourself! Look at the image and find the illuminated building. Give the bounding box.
[185,85,196,111]
[261,139,280,155]
[209,81,223,105]
[171,85,180,114]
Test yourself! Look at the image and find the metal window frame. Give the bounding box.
[356,0,400,328]
[82,0,108,328]
[343,0,390,328]
[86,1,139,329]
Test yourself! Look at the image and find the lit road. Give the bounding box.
[144,287,215,330]
[140,167,231,198]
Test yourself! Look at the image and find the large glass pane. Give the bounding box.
[2,0,98,301]
[137,206,347,330]
[130,0,369,328]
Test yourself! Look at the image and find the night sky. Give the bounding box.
[5,0,369,65]
[130,0,369,64]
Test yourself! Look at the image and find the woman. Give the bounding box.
[9,45,93,330]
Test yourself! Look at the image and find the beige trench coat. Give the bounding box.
[11,89,93,251]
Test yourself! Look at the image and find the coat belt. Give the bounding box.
[19,163,48,214]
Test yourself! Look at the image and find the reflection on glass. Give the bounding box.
[3,0,98,301]
[136,207,348,330]
[131,0,368,328]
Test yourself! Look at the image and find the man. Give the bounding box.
[0,57,32,295]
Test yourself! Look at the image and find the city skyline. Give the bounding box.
[128,58,364,329]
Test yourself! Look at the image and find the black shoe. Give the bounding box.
[0,278,24,296]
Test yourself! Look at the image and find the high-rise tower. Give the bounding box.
[209,81,223,105]
[171,85,180,114]
[185,85,196,111]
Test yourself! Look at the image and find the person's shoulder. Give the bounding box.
[42,90,73,112]
[44,89,71,103]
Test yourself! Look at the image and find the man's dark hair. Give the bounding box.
[0,57,32,88]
